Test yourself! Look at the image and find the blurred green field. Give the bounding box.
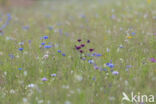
[0,0,156,104]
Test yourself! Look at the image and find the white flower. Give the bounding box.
[28,84,35,88]
[42,54,49,59]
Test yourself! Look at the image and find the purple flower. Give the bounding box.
[81,44,85,47]
[88,60,94,64]
[87,40,90,43]
[112,71,119,75]
[51,74,56,77]
[19,42,24,45]
[131,32,136,35]
[89,48,94,52]
[150,58,156,63]
[96,54,102,57]
[75,46,81,50]
[9,54,14,59]
[62,53,66,56]
[19,48,23,51]
[94,65,99,70]
[42,77,48,81]
[57,50,61,53]
[43,36,48,39]
[41,42,45,45]
[28,40,31,44]
[80,50,83,53]
[77,39,81,42]
[106,63,114,68]
[18,68,22,70]
[44,45,52,49]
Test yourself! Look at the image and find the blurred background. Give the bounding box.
[0,0,35,9]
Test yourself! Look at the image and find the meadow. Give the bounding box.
[0,0,156,104]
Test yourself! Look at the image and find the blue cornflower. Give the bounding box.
[43,36,48,39]
[9,54,14,59]
[88,60,94,64]
[106,63,114,68]
[44,45,52,49]
[41,42,45,45]
[62,53,66,56]
[18,68,22,70]
[57,50,61,53]
[131,32,136,35]
[92,53,96,56]
[96,54,102,57]
[19,48,23,51]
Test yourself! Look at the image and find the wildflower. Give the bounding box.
[51,73,56,77]
[44,45,52,49]
[94,65,99,70]
[150,58,156,63]
[81,57,86,60]
[75,46,81,50]
[119,44,123,48]
[41,42,45,45]
[42,54,49,59]
[112,71,119,75]
[19,42,24,45]
[28,83,35,88]
[127,36,132,39]
[28,40,31,44]
[88,60,94,64]
[80,50,83,53]
[96,54,102,57]
[89,48,94,52]
[106,63,114,68]
[107,48,110,52]
[19,48,24,51]
[77,39,81,42]
[111,14,116,19]
[87,40,90,43]
[131,32,136,35]
[43,36,48,39]
[62,53,66,56]
[81,44,85,47]
[9,54,14,59]
[57,50,61,53]
[42,77,48,81]
[18,68,22,70]
[92,53,96,56]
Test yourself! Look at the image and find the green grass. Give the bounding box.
[0,0,156,104]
